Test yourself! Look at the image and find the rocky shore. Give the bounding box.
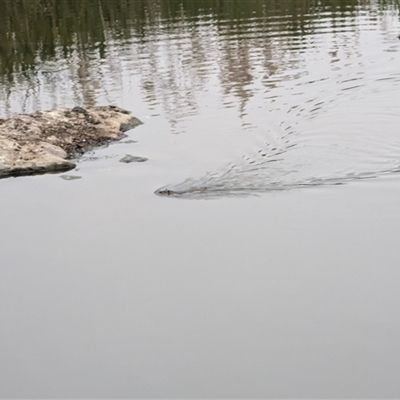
[0,106,142,179]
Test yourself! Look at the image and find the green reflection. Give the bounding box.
[0,0,389,79]
[0,0,399,119]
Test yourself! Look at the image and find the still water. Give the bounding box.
[1,0,400,397]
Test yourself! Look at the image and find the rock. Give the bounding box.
[0,106,142,179]
[119,154,148,163]
[117,139,138,144]
[59,175,82,181]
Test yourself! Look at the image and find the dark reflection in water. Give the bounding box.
[1,0,398,113]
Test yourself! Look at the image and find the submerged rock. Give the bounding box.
[59,175,82,181]
[119,154,148,163]
[0,105,142,179]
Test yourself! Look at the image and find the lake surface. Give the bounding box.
[1,0,400,398]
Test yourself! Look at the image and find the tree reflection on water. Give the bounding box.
[0,0,398,118]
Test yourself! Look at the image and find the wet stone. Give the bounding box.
[0,106,143,179]
[118,139,138,144]
[59,175,82,181]
[119,154,148,163]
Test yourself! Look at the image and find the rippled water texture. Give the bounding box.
[1,0,400,197]
[2,2,400,398]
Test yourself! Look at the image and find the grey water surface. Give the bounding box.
[1,0,400,398]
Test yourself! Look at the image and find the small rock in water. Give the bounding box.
[119,139,138,144]
[60,175,82,181]
[119,154,148,163]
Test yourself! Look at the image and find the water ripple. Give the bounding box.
[1,0,400,195]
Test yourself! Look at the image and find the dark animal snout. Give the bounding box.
[155,188,175,196]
